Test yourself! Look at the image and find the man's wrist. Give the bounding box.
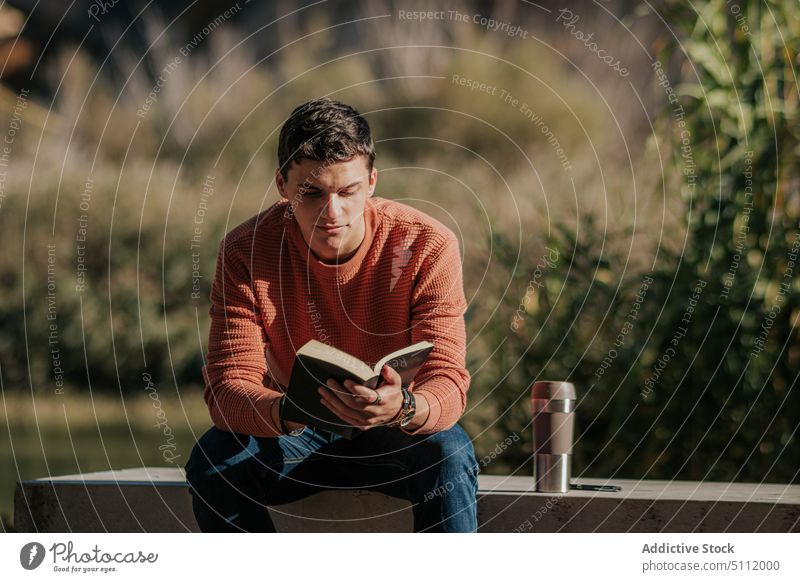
[386,403,404,426]
[277,396,305,436]
[401,392,430,431]
[386,389,429,431]
[385,387,411,427]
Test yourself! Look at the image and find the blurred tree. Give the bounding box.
[489,0,799,483]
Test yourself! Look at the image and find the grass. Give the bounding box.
[0,390,212,532]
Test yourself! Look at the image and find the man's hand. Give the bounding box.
[272,397,305,434]
[318,365,404,429]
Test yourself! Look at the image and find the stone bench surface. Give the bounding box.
[15,467,800,533]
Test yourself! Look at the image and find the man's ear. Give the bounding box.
[368,166,377,196]
[275,169,288,200]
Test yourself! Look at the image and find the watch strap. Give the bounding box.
[399,389,416,427]
[387,387,415,428]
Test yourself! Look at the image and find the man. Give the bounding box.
[185,98,479,532]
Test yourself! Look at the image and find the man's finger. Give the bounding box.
[320,396,363,427]
[319,387,366,425]
[341,371,400,402]
[319,397,362,426]
[339,378,377,399]
[326,379,385,411]
[322,380,361,408]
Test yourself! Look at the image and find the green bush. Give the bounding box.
[489,0,799,483]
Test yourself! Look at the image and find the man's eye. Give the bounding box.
[298,189,355,197]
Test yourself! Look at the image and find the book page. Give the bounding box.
[297,339,374,381]
[374,341,434,373]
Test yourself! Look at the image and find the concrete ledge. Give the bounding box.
[14,468,800,532]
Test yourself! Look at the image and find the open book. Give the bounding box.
[280,339,434,439]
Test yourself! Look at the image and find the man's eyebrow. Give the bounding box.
[301,180,361,190]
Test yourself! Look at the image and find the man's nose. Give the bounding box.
[322,193,342,220]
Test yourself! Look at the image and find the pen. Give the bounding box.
[570,484,621,492]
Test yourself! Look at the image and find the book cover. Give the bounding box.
[280,340,434,438]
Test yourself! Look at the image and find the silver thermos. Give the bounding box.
[531,381,577,493]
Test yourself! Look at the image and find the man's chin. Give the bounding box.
[310,242,345,263]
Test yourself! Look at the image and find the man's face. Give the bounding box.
[276,155,377,263]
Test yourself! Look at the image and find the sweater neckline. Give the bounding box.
[284,196,378,281]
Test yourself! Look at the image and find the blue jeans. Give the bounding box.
[184,423,479,532]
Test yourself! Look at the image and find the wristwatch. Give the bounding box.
[389,387,416,428]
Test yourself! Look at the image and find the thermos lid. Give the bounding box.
[531,381,576,400]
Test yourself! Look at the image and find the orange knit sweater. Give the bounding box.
[201,195,470,437]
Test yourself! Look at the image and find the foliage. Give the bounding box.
[0,2,796,489]
[490,0,799,483]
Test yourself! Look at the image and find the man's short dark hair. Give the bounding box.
[278,98,375,179]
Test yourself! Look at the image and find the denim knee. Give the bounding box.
[418,424,480,483]
[184,427,259,488]
[184,427,276,532]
